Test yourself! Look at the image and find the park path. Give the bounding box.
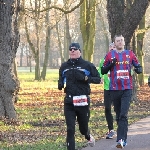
[82,116,150,150]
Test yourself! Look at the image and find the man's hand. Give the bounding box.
[134,65,142,74]
[75,69,86,81]
[110,58,117,67]
[58,80,64,90]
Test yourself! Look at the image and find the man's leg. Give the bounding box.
[104,90,115,139]
[104,90,114,131]
[110,90,121,140]
[76,105,90,140]
[76,104,95,147]
[64,103,76,150]
[117,89,132,142]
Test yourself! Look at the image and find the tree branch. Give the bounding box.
[25,0,85,14]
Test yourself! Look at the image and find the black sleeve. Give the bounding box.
[58,66,64,90]
[87,63,101,84]
[101,65,111,75]
[101,58,117,75]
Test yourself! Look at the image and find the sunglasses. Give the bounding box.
[69,47,78,51]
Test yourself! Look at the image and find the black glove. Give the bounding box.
[75,69,85,81]
[58,80,64,90]
[148,76,150,87]
[134,65,142,74]
[110,58,117,67]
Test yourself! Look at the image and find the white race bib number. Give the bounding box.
[73,95,88,106]
[117,70,129,79]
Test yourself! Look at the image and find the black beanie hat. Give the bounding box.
[69,43,81,51]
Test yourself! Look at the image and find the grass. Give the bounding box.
[0,69,150,149]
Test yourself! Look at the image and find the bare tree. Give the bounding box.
[23,0,84,80]
[0,0,20,120]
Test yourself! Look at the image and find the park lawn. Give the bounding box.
[0,70,150,150]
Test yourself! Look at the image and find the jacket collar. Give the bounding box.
[67,57,82,64]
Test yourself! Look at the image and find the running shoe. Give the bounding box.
[123,141,127,147]
[87,134,95,147]
[116,139,124,148]
[106,130,115,139]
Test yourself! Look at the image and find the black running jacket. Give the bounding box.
[58,57,101,98]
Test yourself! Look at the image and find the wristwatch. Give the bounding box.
[85,76,88,81]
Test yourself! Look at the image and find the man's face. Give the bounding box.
[69,47,81,59]
[114,36,125,50]
[109,45,116,51]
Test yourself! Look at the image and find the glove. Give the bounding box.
[58,80,64,90]
[110,58,117,67]
[134,65,142,74]
[75,69,85,81]
[148,76,150,87]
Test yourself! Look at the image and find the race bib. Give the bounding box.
[116,70,129,79]
[73,95,88,106]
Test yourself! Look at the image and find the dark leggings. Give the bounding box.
[110,89,132,142]
[104,90,114,131]
[64,103,90,150]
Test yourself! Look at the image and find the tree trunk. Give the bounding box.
[29,56,32,72]
[64,14,71,60]
[34,0,41,80]
[34,52,40,80]
[131,33,139,101]
[20,45,23,67]
[24,0,42,80]
[80,0,96,62]
[137,16,145,86]
[56,22,64,63]
[0,0,20,120]
[24,17,36,70]
[25,16,40,80]
[41,0,51,80]
[107,0,149,46]
[97,4,110,53]
[63,0,72,61]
